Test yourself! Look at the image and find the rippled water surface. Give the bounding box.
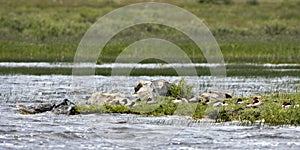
[1,73,300,149]
[1,105,300,149]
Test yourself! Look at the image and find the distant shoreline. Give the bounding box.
[1,62,300,77]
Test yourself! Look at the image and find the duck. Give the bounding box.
[282,101,291,108]
[202,99,210,105]
[221,101,228,106]
[282,100,299,108]
[222,101,228,106]
[146,98,156,104]
[172,97,188,103]
[235,98,243,104]
[245,97,263,108]
[213,101,228,107]
[245,102,252,108]
[251,97,263,108]
[173,99,183,103]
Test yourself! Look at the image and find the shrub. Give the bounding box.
[152,101,178,116]
[193,104,208,119]
[169,78,194,99]
[216,108,231,122]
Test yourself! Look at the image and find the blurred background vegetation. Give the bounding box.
[0,0,299,63]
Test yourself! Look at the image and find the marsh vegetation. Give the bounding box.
[77,93,300,126]
[0,0,299,64]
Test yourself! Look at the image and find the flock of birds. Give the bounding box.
[201,96,299,109]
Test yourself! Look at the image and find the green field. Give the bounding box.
[0,0,299,64]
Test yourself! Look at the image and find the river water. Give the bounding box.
[1,63,300,149]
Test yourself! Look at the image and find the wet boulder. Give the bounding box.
[188,96,202,103]
[17,99,79,115]
[17,103,55,114]
[134,79,171,100]
[87,92,136,107]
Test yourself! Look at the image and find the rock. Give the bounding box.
[134,80,153,101]
[134,79,171,101]
[151,79,171,97]
[87,91,144,107]
[188,96,201,103]
[17,99,79,115]
[201,91,233,101]
[87,92,129,106]
[52,104,77,115]
[17,103,55,114]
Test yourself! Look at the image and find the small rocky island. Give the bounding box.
[16,79,232,115]
[16,79,300,126]
[86,79,233,107]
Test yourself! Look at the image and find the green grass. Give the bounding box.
[0,0,299,64]
[216,93,300,126]
[77,93,300,126]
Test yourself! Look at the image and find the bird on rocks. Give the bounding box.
[213,101,228,107]
[252,97,263,107]
[282,100,299,108]
[202,99,210,105]
[282,101,291,108]
[146,98,156,104]
[235,98,243,104]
